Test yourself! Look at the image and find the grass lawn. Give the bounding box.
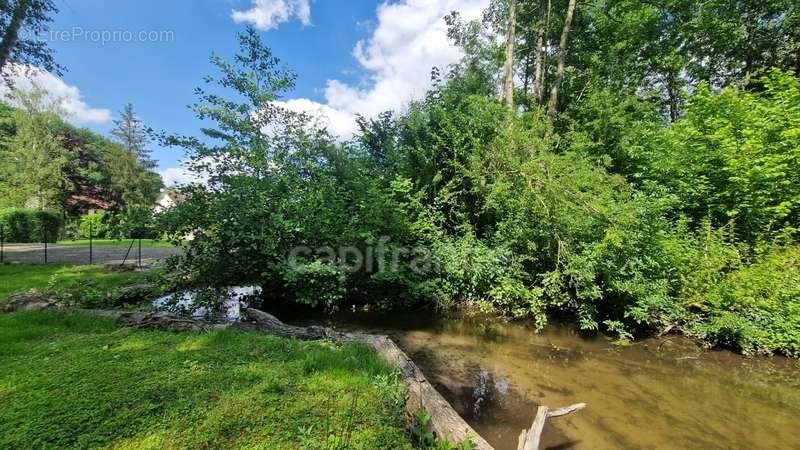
[0,311,413,449]
[56,239,179,248]
[0,264,149,305]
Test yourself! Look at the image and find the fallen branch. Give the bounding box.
[80,310,229,332]
[518,403,586,450]
[547,403,586,418]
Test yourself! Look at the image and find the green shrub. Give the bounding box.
[279,260,347,309]
[641,70,800,242]
[78,212,109,239]
[0,208,62,243]
[686,246,800,356]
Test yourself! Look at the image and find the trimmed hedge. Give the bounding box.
[0,208,63,243]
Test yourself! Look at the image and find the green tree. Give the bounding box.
[0,0,62,82]
[0,87,70,210]
[111,103,155,169]
[0,92,162,216]
[157,26,323,286]
[100,142,161,209]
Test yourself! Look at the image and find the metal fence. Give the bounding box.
[0,224,180,266]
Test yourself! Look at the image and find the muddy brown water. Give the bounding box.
[284,311,800,450]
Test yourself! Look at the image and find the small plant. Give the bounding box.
[604,320,634,342]
[373,371,405,419]
[297,424,315,450]
[79,212,109,239]
[409,410,436,448]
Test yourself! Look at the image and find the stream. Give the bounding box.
[288,311,800,450]
[154,294,800,449]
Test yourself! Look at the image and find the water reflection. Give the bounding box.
[151,286,260,321]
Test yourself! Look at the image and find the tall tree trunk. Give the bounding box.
[531,32,546,104]
[667,69,679,122]
[532,0,551,105]
[742,8,755,85]
[546,0,577,121]
[0,0,32,73]
[523,49,531,94]
[795,48,800,77]
[502,0,517,109]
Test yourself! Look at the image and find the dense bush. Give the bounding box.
[109,205,157,239]
[72,208,157,240]
[0,208,62,243]
[279,260,347,308]
[677,241,800,356]
[160,29,800,356]
[641,70,800,242]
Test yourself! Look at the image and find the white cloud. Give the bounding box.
[275,97,362,137]
[281,0,489,139]
[159,166,200,187]
[158,167,194,187]
[232,0,311,30]
[0,64,111,124]
[159,156,220,187]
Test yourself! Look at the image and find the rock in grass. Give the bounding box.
[5,293,57,312]
[107,283,156,306]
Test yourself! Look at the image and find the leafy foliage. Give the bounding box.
[642,70,800,241]
[696,247,800,357]
[162,19,800,356]
[77,212,108,239]
[0,0,63,82]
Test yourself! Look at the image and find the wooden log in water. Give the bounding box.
[547,403,586,418]
[518,403,586,450]
[357,333,494,450]
[522,406,549,450]
[518,429,528,449]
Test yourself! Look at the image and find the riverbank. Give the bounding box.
[0,311,414,449]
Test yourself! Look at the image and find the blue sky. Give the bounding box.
[15,0,488,184]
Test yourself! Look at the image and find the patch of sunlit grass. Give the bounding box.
[0,311,413,449]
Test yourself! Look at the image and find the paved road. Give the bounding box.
[0,243,183,265]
